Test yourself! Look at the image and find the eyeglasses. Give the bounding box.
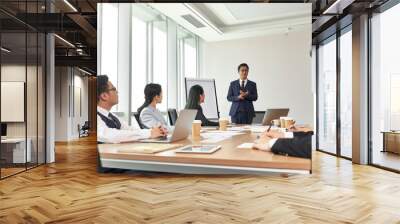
[107,87,117,92]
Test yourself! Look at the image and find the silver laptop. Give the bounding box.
[261,108,289,125]
[139,109,197,143]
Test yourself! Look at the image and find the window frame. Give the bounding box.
[315,24,353,160]
[368,1,400,173]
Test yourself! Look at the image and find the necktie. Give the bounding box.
[241,80,245,90]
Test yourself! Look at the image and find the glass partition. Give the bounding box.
[317,36,337,155]
[1,31,28,177]
[0,2,46,179]
[339,28,352,158]
[27,31,38,169]
[370,3,400,171]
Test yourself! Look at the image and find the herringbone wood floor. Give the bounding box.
[1,135,400,224]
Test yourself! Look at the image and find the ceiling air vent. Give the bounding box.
[181,14,205,28]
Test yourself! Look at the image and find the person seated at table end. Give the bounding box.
[253,126,313,159]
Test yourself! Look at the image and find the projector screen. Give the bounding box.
[1,82,25,122]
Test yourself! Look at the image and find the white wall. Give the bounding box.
[55,66,69,141]
[72,74,89,138]
[200,27,314,127]
[55,67,89,141]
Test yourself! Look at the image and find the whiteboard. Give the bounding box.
[185,78,219,119]
[1,82,25,122]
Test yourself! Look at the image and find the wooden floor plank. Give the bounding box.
[1,135,400,223]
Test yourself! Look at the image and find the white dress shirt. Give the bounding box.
[239,79,248,88]
[97,106,151,144]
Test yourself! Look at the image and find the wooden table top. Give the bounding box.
[99,131,311,171]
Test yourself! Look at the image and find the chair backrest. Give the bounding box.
[252,111,266,124]
[168,109,178,126]
[133,112,144,129]
[82,121,90,130]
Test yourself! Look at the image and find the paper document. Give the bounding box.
[249,126,286,133]
[228,126,251,132]
[205,130,243,134]
[200,132,244,143]
[250,126,268,133]
[237,143,254,149]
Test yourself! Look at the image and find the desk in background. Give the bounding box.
[99,130,312,175]
[1,138,32,165]
[382,131,400,154]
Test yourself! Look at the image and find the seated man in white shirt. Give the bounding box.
[253,126,313,159]
[97,75,167,144]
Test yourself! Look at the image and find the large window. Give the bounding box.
[339,28,352,158]
[178,26,198,109]
[317,37,337,154]
[152,20,168,112]
[183,36,197,78]
[131,16,147,113]
[100,4,118,88]
[317,27,353,159]
[99,3,199,125]
[371,3,400,171]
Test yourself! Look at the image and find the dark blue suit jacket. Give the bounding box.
[227,79,258,117]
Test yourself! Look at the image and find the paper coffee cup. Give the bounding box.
[192,120,202,139]
[280,117,287,128]
[272,119,281,127]
[283,117,295,129]
[219,118,229,131]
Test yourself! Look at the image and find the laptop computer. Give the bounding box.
[139,109,197,143]
[261,108,289,125]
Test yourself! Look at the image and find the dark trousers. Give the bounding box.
[231,111,253,124]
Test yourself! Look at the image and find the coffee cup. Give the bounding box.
[284,117,295,129]
[192,120,202,139]
[219,118,229,131]
[272,119,281,127]
[280,117,287,128]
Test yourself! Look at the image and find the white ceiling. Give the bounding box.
[149,3,311,42]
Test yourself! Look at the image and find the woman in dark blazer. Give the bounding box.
[185,85,219,127]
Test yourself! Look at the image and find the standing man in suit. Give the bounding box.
[227,63,258,124]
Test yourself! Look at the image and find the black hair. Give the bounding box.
[237,63,249,72]
[137,83,162,115]
[97,75,109,102]
[185,85,204,110]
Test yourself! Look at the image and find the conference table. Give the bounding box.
[98,128,312,175]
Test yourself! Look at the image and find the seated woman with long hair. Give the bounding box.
[138,83,170,131]
[185,85,218,127]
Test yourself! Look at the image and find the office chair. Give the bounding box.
[78,121,90,138]
[252,111,266,124]
[168,109,178,126]
[133,112,145,129]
